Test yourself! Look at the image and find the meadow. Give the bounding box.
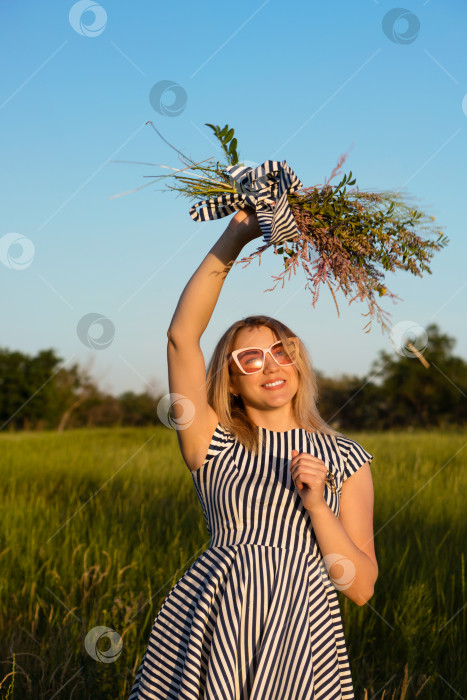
[0,426,465,699]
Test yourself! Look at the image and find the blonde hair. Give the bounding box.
[206,315,341,454]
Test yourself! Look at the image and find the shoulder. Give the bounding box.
[210,421,236,447]
[196,421,237,470]
[307,431,373,479]
[334,434,374,482]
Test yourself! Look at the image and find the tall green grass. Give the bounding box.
[0,427,465,699]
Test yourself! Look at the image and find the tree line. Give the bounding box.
[0,324,465,432]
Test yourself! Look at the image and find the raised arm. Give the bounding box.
[167,208,262,471]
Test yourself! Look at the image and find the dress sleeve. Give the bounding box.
[201,421,236,466]
[337,437,373,482]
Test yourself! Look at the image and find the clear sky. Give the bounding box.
[1,0,466,398]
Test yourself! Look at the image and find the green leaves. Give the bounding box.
[140,118,448,336]
[205,123,240,166]
[341,170,356,187]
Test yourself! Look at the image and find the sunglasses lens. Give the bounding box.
[272,340,296,364]
[236,349,264,373]
[236,340,296,373]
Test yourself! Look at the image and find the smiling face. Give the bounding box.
[228,325,300,425]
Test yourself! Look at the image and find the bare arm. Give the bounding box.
[167,209,262,344]
[306,463,378,606]
[166,208,262,471]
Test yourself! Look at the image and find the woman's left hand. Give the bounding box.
[290,449,329,512]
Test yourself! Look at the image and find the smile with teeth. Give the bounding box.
[263,379,286,388]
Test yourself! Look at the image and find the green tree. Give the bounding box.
[369,323,466,429]
[0,348,64,430]
[316,371,385,431]
[118,391,158,426]
[0,347,98,431]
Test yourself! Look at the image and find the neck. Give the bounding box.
[245,406,301,432]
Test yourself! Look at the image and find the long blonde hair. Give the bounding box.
[206,315,341,453]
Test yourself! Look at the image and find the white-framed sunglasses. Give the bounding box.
[228,337,298,375]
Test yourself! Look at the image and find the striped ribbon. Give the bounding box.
[189,160,304,247]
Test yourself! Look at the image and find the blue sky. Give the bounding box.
[1,0,466,398]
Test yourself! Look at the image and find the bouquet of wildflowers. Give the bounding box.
[111,121,448,335]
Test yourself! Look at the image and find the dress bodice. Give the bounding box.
[191,423,373,557]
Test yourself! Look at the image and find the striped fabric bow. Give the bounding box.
[189,160,304,247]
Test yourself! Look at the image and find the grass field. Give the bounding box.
[0,426,465,699]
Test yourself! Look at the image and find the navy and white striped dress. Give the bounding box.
[129,423,373,699]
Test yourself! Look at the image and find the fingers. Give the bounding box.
[290,450,327,473]
[290,450,328,491]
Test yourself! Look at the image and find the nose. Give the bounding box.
[263,351,279,372]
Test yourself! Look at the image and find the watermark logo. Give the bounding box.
[77,313,115,350]
[229,163,269,198]
[157,393,195,429]
[462,94,467,117]
[149,81,187,117]
[84,626,123,663]
[320,554,356,591]
[0,233,35,270]
[390,320,428,359]
[69,1,107,37]
[237,175,270,198]
[382,8,420,45]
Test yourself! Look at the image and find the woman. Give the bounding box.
[129,207,378,700]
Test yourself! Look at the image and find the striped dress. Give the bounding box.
[128,423,373,700]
